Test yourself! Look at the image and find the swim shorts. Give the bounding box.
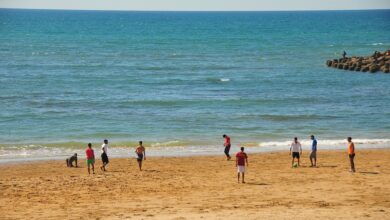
[86,159,94,165]
[237,165,245,173]
[137,153,143,161]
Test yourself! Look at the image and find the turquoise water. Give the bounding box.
[1,9,390,161]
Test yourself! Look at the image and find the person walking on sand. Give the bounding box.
[309,135,318,167]
[223,134,231,160]
[236,147,248,183]
[85,143,95,175]
[100,139,109,171]
[290,137,302,167]
[135,141,146,171]
[347,137,356,172]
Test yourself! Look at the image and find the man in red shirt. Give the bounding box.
[223,134,231,160]
[236,147,248,183]
[85,143,95,175]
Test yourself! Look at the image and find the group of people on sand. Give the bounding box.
[66,134,356,179]
[223,134,357,183]
[66,140,146,174]
[286,135,355,172]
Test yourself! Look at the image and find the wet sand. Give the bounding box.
[1,149,389,219]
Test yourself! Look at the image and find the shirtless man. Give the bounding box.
[135,141,146,171]
[66,153,78,167]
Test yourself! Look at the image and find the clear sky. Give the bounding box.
[1,0,389,11]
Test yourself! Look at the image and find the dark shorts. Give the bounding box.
[349,153,355,159]
[101,152,109,163]
[292,152,300,159]
[137,153,143,161]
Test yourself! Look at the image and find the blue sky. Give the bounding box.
[1,0,389,11]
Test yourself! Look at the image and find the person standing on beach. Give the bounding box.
[290,137,302,167]
[347,137,356,172]
[100,139,109,171]
[85,143,95,175]
[135,141,146,171]
[309,135,317,167]
[236,147,248,183]
[223,134,231,160]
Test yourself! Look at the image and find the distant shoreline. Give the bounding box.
[1,146,389,165]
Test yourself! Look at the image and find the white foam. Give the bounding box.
[220,78,230,82]
[1,138,389,163]
[258,138,390,147]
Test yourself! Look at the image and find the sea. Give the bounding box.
[1,9,390,162]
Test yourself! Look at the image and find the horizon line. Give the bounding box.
[1,7,390,12]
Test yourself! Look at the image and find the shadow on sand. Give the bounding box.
[320,165,338,168]
[246,182,270,186]
[359,171,379,175]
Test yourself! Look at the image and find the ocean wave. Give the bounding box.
[151,140,189,147]
[260,114,339,122]
[256,138,390,148]
[1,138,390,162]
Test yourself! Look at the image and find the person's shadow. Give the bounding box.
[359,171,379,175]
[246,182,270,186]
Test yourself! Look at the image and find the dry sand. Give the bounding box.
[1,149,389,219]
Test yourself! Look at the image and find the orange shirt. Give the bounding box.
[348,142,355,154]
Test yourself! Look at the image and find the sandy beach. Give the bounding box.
[1,149,389,219]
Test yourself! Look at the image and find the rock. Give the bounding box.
[369,65,379,73]
[326,50,390,74]
[355,66,361,71]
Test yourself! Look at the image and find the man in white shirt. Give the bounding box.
[100,139,109,171]
[289,137,302,167]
